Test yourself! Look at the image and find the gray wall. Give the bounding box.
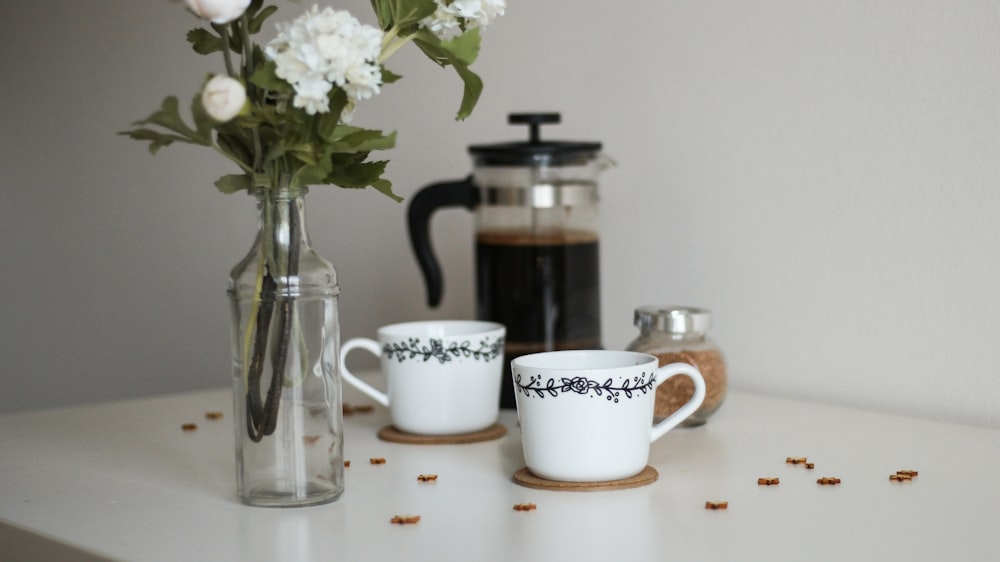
[2,1,998,427]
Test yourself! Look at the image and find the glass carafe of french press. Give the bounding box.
[408,113,612,408]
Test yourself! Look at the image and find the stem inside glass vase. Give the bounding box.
[244,183,302,442]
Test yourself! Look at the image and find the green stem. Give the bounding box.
[239,13,264,174]
[220,25,236,78]
[379,29,412,63]
[381,25,400,50]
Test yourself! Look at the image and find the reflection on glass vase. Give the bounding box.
[227,184,344,507]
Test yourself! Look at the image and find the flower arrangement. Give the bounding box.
[119,0,505,467]
[122,0,505,199]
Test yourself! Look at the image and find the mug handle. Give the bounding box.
[649,362,707,442]
[339,338,390,407]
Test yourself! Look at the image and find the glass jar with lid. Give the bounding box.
[625,306,727,427]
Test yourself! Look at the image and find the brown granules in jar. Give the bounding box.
[652,349,726,423]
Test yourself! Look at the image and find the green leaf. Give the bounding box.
[370,178,403,202]
[414,30,484,120]
[292,163,333,188]
[215,174,252,194]
[288,143,321,166]
[371,0,394,29]
[261,142,289,166]
[249,61,292,95]
[451,61,483,121]
[187,28,223,55]
[381,66,403,84]
[324,157,403,201]
[441,27,481,66]
[117,128,193,155]
[316,109,341,142]
[330,128,397,152]
[328,159,388,189]
[132,96,205,143]
[414,31,449,67]
[248,5,278,34]
[390,0,437,28]
[325,88,349,129]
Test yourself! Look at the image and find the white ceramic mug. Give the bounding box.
[511,350,706,482]
[340,320,506,435]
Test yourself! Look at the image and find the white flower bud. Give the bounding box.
[185,0,252,25]
[201,75,246,122]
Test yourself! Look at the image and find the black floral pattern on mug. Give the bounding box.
[383,337,504,364]
[514,372,655,403]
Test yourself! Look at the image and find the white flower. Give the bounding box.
[185,0,252,25]
[201,75,247,122]
[265,5,384,118]
[422,0,506,38]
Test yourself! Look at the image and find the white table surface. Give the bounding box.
[1,385,997,562]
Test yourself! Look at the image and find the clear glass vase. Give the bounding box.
[228,185,344,507]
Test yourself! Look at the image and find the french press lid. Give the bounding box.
[468,113,602,167]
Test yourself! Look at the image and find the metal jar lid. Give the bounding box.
[634,306,712,334]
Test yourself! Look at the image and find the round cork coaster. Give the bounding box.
[512,465,659,492]
[377,422,507,445]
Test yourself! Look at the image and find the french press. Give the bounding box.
[408,113,612,408]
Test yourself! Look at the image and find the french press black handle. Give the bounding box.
[407,177,480,307]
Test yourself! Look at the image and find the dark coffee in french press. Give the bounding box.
[408,113,610,408]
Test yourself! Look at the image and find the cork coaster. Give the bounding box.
[512,465,659,492]
[377,422,507,445]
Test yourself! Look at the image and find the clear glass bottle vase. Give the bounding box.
[227,185,344,507]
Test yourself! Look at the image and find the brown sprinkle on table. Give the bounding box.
[417,474,438,482]
[513,503,537,511]
[181,423,198,432]
[804,462,815,469]
[370,457,387,465]
[344,460,351,468]
[897,470,918,477]
[757,477,780,486]
[343,403,376,416]
[705,501,729,510]
[889,474,912,482]
[817,477,841,485]
[204,411,224,420]
[390,515,421,525]
[786,457,808,465]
